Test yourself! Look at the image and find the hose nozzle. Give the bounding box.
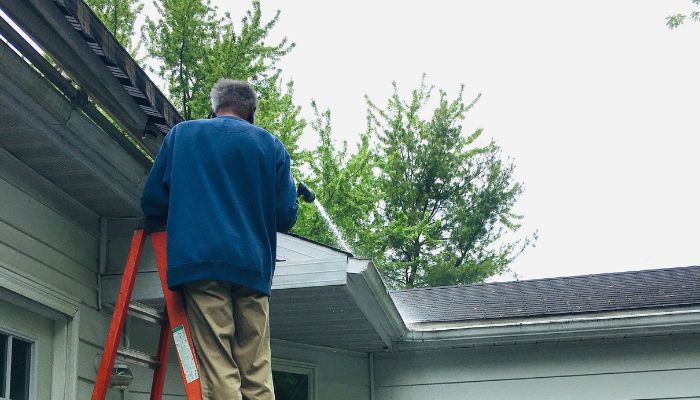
[296,183,316,203]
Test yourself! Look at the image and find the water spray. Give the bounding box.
[296,182,353,253]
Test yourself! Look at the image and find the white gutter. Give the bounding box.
[342,259,700,352]
[395,307,700,350]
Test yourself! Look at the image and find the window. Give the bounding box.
[273,370,309,400]
[273,359,315,400]
[0,332,33,400]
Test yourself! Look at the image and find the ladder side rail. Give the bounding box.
[91,229,147,400]
[151,231,203,399]
[150,318,171,400]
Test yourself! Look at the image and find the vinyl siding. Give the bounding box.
[272,341,370,400]
[0,157,187,399]
[1,155,370,399]
[374,334,700,400]
[0,175,97,307]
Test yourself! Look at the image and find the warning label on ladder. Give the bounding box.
[172,325,200,383]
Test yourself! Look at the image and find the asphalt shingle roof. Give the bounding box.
[389,266,700,324]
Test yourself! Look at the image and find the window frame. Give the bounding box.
[272,358,317,400]
[0,263,80,400]
[0,328,37,400]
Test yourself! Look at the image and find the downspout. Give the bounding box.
[97,217,108,310]
[122,316,131,400]
[369,352,375,400]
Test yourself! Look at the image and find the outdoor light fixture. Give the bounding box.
[94,330,134,391]
[109,363,134,390]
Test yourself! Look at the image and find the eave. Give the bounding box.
[394,306,700,351]
[101,226,406,352]
[0,37,147,217]
[1,0,147,138]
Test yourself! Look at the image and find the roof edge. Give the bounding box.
[395,305,700,351]
[346,258,408,350]
[284,232,354,257]
[391,265,700,294]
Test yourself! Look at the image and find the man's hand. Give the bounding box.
[296,183,316,203]
[141,216,167,234]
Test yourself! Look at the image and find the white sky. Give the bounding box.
[144,0,700,281]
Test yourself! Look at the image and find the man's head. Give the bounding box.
[210,79,257,123]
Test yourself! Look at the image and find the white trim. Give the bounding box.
[0,39,147,213]
[346,258,407,349]
[277,233,350,259]
[101,257,350,304]
[397,306,700,350]
[272,357,317,400]
[407,306,700,332]
[270,338,368,359]
[0,263,80,400]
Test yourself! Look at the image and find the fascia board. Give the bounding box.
[346,259,408,349]
[101,257,351,304]
[1,0,147,134]
[396,307,700,350]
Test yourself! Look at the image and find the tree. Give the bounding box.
[101,0,534,288]
[365,77,534,288]
[255,76,307,169]
[291,103,379,255]
[194,1,304,169]
[85,0,144,56]
[143,0,219,120]
[667,0,700,29]
[145,0,294,121]
[188,1,294,119]
[143,0,307,191]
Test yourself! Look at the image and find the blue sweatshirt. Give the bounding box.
[140,116,298,296]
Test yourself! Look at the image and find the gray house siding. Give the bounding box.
[374,334,700,400]
[1,150,372,399]
[0,178,97,307]
[272,342,370,400]
[0,154,188,400]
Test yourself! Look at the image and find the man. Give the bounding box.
[141,79,298,399]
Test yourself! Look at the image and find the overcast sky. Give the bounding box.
[145,1,700,281]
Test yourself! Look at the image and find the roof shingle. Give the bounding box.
[389,266,700,324]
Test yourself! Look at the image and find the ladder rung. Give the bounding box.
[117,347,160,369]
[128,301,166,325]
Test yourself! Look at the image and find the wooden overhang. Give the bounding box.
[0,0,180,157]
[0,0,179,215]
[0,35,146,217]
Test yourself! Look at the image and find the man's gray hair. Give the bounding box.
[210,79,257,115]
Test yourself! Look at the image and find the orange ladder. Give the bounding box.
[91,229,202,399]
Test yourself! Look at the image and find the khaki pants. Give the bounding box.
[183,281,275,400]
